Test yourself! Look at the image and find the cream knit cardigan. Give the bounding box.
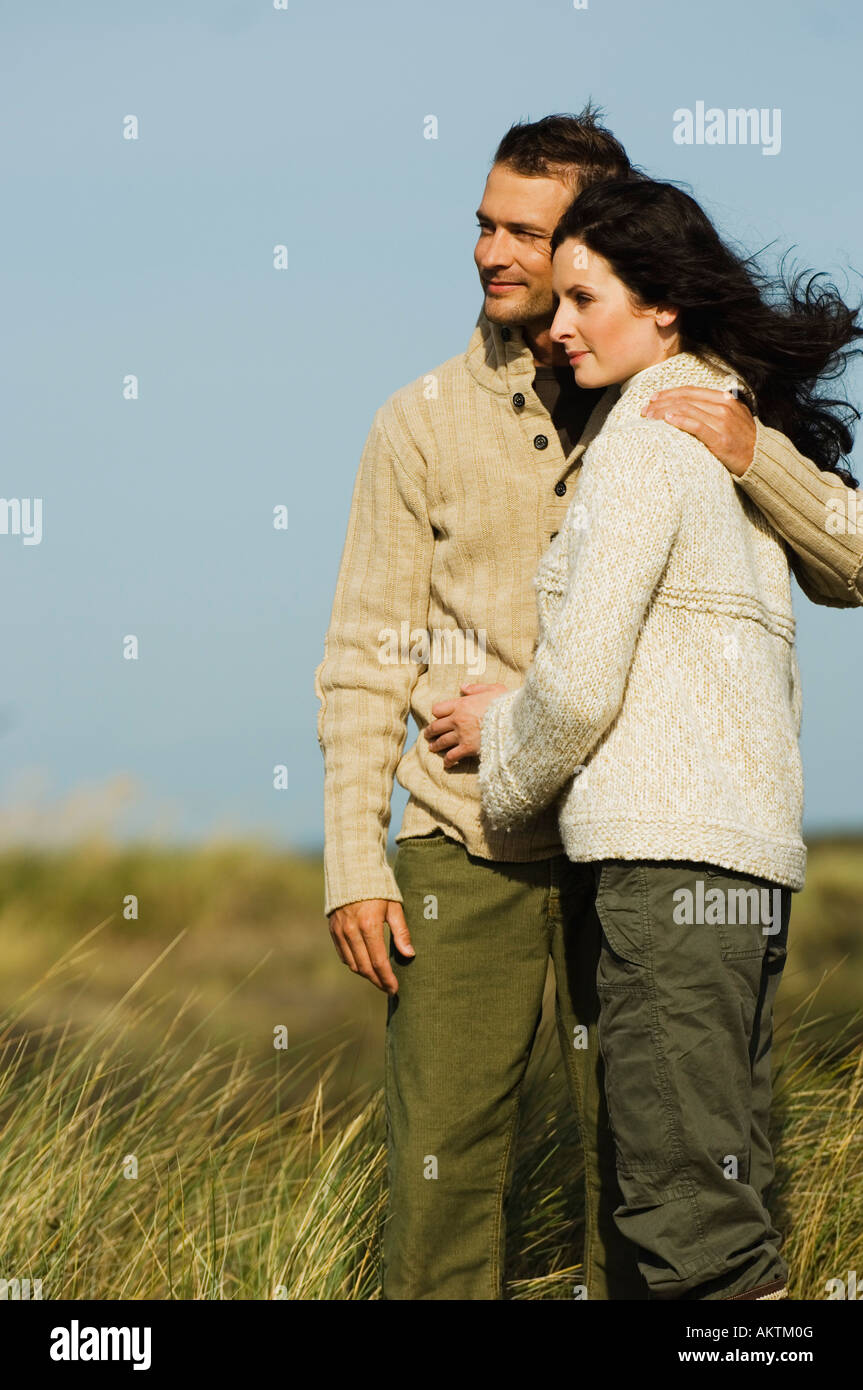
[478,350,807,890]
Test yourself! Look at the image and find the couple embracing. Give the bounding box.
[315,107,863,1301]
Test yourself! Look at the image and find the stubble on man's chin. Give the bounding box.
[482,288,554,331]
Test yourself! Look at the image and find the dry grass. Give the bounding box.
[0,838,859,1299]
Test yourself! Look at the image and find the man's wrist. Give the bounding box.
[731,413,760,481]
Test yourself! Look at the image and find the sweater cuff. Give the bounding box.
[732,414,779,492]
[478,689,534,830]
[733,415,831,519]
[323,857,403,918]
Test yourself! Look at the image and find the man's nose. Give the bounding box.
[477,230,513,267]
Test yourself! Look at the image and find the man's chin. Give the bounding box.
[482,292,546,328]
[482,295,518,324]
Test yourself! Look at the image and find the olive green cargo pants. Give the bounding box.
[382,834,789,1301]
[382,829,645,1300]
[593,859,790,1300]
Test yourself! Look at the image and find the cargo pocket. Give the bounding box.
[593,864,671,1182]
[594,862,649,971]
[703,867,781,960]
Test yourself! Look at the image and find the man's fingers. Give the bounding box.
[331,918,360,972]
[328,899,401,992]
[343,919,391,991]
[328,918,350,966]
[644,396,729,422]
[643,391,755,475]
[646,386,742,404]
[664,411,722,446]
[387,902,415,959]
[358,920,399,993]
[327,900,419,995]
[651,405,724,449]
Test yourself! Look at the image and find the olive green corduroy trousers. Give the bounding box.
[383,828,643,1301]
[382,832,789,1301]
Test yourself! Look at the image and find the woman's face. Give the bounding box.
[550,238,680,388]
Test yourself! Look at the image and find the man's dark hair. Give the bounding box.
[492,103,633,193]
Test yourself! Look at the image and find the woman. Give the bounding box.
[426,177,862,1300]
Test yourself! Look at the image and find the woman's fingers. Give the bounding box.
[443,741,475,766]
[427,689,496,761]
[427,728,460,752]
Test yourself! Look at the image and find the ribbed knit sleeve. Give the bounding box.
[478,429,681,831]
[736,417,863,608]
[313,404,434,915]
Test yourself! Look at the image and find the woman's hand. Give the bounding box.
[424,682,511,766]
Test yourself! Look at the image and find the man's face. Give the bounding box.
[474,164,575,329]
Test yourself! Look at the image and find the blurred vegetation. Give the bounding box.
[0,833,859,1102]
[0,834,859,1298]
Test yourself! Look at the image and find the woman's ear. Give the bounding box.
[654,304,679,328]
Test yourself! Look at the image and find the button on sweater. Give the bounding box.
[478,350,807,890]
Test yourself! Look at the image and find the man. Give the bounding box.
[314,108,863,1301]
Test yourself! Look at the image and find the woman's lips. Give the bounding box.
[568,350,589,362]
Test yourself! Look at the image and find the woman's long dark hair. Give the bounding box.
[551,177,863,485]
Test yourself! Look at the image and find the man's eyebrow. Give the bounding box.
[474,211,552,235]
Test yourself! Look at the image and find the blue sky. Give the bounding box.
[1,0,861,849]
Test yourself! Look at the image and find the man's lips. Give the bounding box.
[484,280,524,293]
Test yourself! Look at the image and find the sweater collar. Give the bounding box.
[616,349,757,415]
[464,307,538,394]
[462,307,621,456]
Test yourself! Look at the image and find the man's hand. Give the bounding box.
[424,682,510,765]
[641,386,757,477]
[328,898,414,994]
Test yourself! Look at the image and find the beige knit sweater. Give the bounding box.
[315,313,862,914]
[479,350,807,890]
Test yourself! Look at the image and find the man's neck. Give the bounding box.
[521,319,570,370]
